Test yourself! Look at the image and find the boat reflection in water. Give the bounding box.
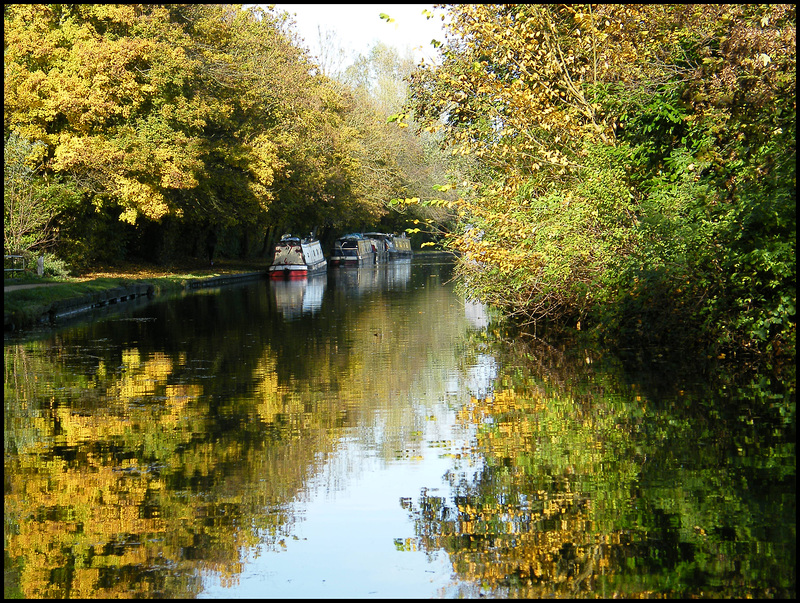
[270,272,327,320]
[332,259,412,297]
[385,257,412,290]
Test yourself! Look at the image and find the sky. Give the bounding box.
[270,4,448,68]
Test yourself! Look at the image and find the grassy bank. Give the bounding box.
[4,260,268,332]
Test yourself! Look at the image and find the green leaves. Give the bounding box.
[389,197,421,206]
[4,132,58,256]
[401,4,795,360]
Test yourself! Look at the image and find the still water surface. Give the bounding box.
[4,256,795,598]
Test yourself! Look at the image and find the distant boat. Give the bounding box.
[364,232,413,259]
[364,233,390,262]
[330,233,375,265]
[390,233,413,257]
[268,234,327,279]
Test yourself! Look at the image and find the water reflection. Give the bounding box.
[4,259,481,598]
[330,258,412,297]
[271,273,327,320]
[406,336,796,598]
[4,258,795,598]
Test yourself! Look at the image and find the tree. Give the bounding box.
[341,41,465,238]
[4,132,55,256]
[4,4,340,262]
[402,4,795,354]
[402,4,642,322]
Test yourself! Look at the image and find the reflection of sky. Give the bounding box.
[466,353,498,400]
[464,298,489,330]
[199,279,487,598]
[199,399,475,598]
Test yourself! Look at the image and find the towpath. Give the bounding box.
[4,283,62,292]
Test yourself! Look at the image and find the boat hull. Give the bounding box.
[268,262,326,279]
[269,236,327,279]
[329,256,371,266]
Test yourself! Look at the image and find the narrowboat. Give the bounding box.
[364,233,391,262]
[364,232,413,259]
[268,234,327,279]
[330,233,375,265]
[390,233,413,257]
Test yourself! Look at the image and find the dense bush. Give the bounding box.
[403,4,795,357]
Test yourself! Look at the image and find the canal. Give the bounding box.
[4,256,796,598]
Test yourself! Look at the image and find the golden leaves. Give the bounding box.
[6,4,262,225]
[115,177,168,221]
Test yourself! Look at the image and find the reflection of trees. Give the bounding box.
[4,264,474,598]
[404,333,796,598]
[5,340,302,598]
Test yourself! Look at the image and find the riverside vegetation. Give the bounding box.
[4,4,796,363]
[3,7,796,597]
[394,4,795,362]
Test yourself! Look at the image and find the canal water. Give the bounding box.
[4,256,795,598]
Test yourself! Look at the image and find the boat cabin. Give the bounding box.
[331,234,376,265]
[269,235,327,278]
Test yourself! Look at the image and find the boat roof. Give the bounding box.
[279,234,319,244]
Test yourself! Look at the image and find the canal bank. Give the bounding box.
[4,270,267,332]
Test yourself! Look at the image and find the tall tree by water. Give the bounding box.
[401,4,795,355]
[4,4,428,266]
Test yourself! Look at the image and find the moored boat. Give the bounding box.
[364,233,391,262]
[364,232,413,259]
[268,234,327,279]
[330,233,375,265]
[390,233,413,257]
